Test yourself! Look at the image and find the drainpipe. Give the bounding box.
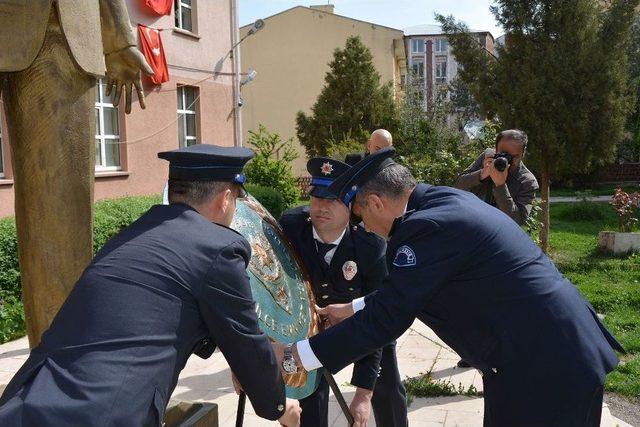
[230,0,243,147]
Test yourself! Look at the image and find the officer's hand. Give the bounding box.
[350,388,373,426]
[488,161,509,187]
[278,398,302,427]
[480,154,493,180]
[315,303,354,327]
[231,372,243,394]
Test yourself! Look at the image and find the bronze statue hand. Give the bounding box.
[105,46,154,114]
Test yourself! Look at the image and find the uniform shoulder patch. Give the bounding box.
[392,245,417,268]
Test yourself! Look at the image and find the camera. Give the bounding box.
[492,152,513,172]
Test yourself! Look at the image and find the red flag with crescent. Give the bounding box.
[143,0,173,15]
[138,25,170,85]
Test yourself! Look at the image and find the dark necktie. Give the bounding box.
[316,241,337,264]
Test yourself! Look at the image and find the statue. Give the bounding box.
[0,0,153,346]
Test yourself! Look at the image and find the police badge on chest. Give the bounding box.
[342,261,357,281]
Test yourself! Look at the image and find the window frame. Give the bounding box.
[411,57,425,81]
[411,38,425,54]
[95,79,122,172]
[177,85,199,148]
[175,0,195,33]
[435,58,448,84]
[435,38,448,53]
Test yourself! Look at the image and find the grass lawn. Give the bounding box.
[550,202,640,397]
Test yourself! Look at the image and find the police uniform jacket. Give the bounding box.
[310,184,623,426]
[0,203,286,426]
[280,206,387,390]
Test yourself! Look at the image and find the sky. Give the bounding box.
[238,0,503,37]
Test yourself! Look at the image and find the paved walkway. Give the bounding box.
[549,195,611,203]
[0,321,631,426]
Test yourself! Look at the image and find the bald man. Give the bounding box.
[345,129,393,166]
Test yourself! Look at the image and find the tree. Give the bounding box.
[395,73,493,186]
[244,125,301,209]
[296,36,398,157]
[621,15,640,162]
[449,76,481,127]
[437,0,639,252]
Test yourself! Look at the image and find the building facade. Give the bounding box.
[0,0,241,218]
[239,5,407,174]
[404,24,494,108]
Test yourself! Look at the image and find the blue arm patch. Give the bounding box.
[392,245,417,267]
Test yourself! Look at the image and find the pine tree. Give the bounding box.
[437,0,639,252]
[296,36,398,157]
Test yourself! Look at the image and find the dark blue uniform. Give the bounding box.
[0,203,287,426]
[280,206,408,427]
[310,184,623,427]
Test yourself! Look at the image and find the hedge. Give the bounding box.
[0,195,161,344]
[0,190,286,344]
[246,184,286,219]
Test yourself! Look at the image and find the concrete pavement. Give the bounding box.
[0,320,631,426]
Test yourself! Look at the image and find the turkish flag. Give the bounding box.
[143,0,172,15]
[138,25,170,85]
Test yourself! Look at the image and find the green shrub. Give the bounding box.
[0,194,160,344]
[93,195,161,254]
[0,218,20,302]
[0,297,25,343]
[244,125,301,209]
[246,184,286,219]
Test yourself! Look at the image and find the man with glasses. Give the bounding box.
[456,129,539,226]
[0,144,301,427]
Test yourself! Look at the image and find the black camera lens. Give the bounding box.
[494,157,509,172]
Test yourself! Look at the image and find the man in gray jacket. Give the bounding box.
[456,129,539,226]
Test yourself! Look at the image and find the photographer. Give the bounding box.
[455,129,539,226]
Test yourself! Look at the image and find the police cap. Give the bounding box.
[328,147,396,205]
[158,144,254,186]
[306,156,351,199]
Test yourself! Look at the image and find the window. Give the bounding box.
[435,38,448,53]
[411,39,424,54]
[177,86,198,147]
[411,58,425,80]
[175,0,194,32]
[95,79,121,171]
[435,58,448,83]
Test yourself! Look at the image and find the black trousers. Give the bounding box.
[483,367,604,427]
[300,343,408,427]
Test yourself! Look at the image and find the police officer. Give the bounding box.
[0,144,301,426]
[276,148,624,427]
[279,157,407,427]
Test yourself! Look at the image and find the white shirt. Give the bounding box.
[297,297,365,370]
[312,226,346,265]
